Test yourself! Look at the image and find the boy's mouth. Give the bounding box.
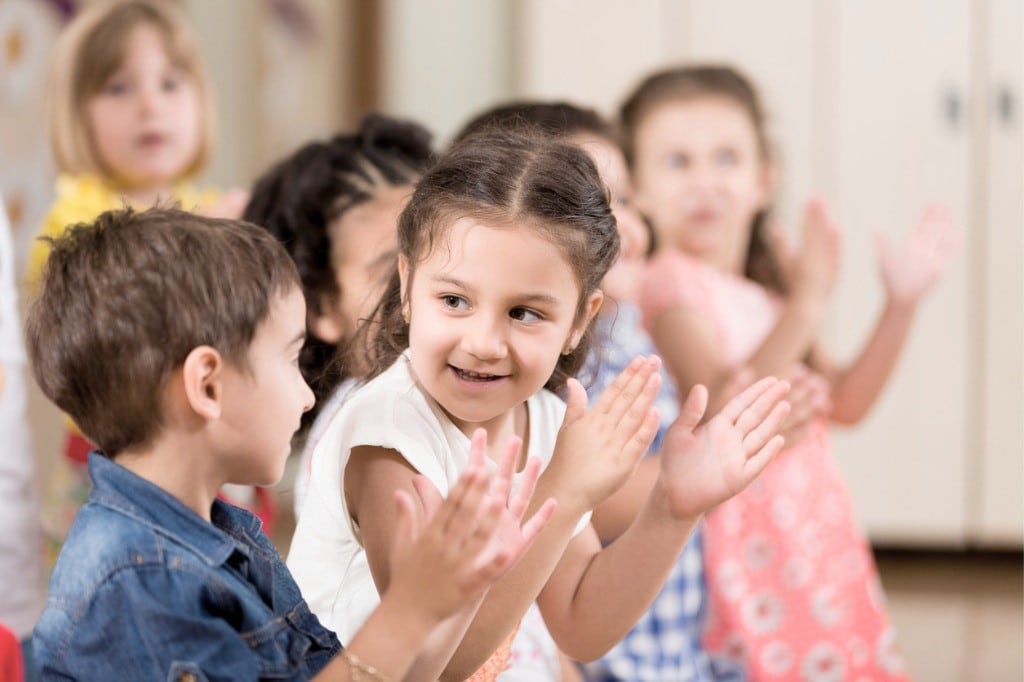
[450,365,506,382]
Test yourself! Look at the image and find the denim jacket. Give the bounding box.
[34,453,341,681]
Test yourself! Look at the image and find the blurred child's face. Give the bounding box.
[573,134,650,307]
[87,23,202,191]
[218,286,314,485]
[312,185,411,344]
[401,218,599,439]
[632,96,769,269]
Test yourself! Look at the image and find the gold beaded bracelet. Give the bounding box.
[341,648,391,682]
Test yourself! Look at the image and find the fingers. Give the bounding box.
[562,378,589,427]
[411,475,443,522]
[742,400,791,455]
[718,376,781,423]
[735,380,791,436]
[591,355,653,417]
[507,455,542,520]
[432,465,488,539]
[606,357,661,429]
[517,497,557,547]
[393,489,421,546]
[468,428,487,471]
[491,436,521,503]
[743,434,786,481]
[675,384,709,432]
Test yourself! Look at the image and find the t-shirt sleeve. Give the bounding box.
[638,252,715,331]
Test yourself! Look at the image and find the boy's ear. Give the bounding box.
[181,345,224,420]
[567,289,604,352]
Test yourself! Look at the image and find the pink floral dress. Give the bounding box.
[640,251,909,682]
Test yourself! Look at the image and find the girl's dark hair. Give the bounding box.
[362,129,619,392]
[620,64,788,294]
[454,101,618,147]
[243,113,433,426]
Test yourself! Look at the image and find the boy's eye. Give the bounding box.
[441,294,469,310]
[509,307,541,323]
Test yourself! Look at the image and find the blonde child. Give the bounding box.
[622,65,959,679]
[30,0,253,550]
[243,113,433,516]
[27,206,555,680]
[287,129,793,681]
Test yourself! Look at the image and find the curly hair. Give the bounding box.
[243,113,433,426]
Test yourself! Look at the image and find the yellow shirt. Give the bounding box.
[27,173,220,286]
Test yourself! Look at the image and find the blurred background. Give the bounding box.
[1,0,1021,679]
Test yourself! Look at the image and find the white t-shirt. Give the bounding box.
[292,378,357,519]
[287,353,588,677]
[0,201,45,638]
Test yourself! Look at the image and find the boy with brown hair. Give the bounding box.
[26,207,553,680]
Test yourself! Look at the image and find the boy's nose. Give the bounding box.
[300,378,315,414]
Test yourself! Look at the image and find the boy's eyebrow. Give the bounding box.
[431,275,560,307]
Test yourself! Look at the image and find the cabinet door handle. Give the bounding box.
[996,86,1016,127]
[943,89,962,128]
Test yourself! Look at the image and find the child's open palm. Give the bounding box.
[876,203,961,306]
[549,356,662,510]
[656,377,791,520]
[386,430,556,621]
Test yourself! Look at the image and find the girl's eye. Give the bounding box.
[102,80,130,96]
[161,76,180,92]
[441,294,469,310]
[715,149,739,166]
[665,152,689,169]
[509,307,541,323]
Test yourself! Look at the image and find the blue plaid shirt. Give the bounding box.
[581,304,744,681]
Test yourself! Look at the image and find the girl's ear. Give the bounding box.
[309,297,346,345]
[397,254,412,318]
[567,289,605,352]
[181,345,224,420]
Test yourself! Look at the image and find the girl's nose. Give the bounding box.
[461,314,508,360]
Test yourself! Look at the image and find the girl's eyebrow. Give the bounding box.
[431,274,559,306]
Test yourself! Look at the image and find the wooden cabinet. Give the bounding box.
[509,0,1022,546]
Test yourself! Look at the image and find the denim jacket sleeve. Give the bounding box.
[35,560,336,681]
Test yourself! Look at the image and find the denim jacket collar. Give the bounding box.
[87,451,262,567]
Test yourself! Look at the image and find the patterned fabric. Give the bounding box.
[582,303,742,681]
[468,621,521,682]
[641,251,909,681]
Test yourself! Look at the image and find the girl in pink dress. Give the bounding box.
[621,65,959,680]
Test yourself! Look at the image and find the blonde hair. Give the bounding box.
[47,0,216,179]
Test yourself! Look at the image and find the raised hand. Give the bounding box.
[776,363,831,445]
[656,377,790,520]
[876,203,961,307]
[790,197,842,304]
[547,355,662,511]
[387,431,557,620]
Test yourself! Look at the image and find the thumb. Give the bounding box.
[562,378,588,427]
[393,489,420,547]
[674,384,708,432]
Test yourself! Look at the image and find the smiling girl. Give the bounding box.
[287,129,792,681]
